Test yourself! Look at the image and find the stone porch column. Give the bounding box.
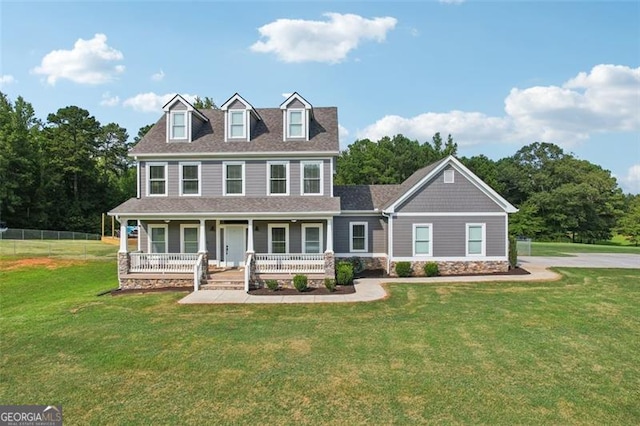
[324,251,335,278]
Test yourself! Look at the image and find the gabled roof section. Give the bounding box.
[334,185,400,211]
[220,93,262,121]
[162,94,208,122]
[280,92,313,110]
[383,155,518,213]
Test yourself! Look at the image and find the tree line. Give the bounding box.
[1,91,637,244]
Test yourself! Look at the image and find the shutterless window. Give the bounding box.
[181,164,199,195]
[271,227,287,254]
[302,162,321,194]
[350,223,367,252]
[171,112,187,139]
[414,225,431,255]
[149,226,167,253]
[229,111,245,138]
[149,165,166,195]
[303,225,322,253]
[225,164,243,195]
[269,163,287,194]
[288,110,304,138]
[182,227,198,253]
[467,224,484,255]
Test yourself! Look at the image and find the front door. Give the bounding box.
[225,226,246,267]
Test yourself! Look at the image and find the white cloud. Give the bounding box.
[358,64,640,148]
[123,92,197,113]
[251,13,397,63]
[338,124,350,142]
[32,33,124,85]
[0,75,16,87]
[620,164,640,194]
[100,92,120,107]
[151,70,165,82]
[282,92,293,98]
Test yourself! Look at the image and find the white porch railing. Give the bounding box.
[129,253,199,273]
[194,253,204,292]
[254,253,324,274]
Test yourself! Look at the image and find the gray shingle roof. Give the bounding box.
[333,185,401,211]
[110,196,341,216]
[130,107,339,155]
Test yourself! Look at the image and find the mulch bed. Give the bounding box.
[443,266,531,277]
[248,285,356,296]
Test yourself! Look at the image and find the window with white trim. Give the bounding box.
[302,223,323,254]
[268,224,289,254]
[301,161,323,195]
[268,161,289,195]
[413,224,432,256]
[181,225,199,253]
[444,169,455,184]
[229,110,246,139]
[171,112,187,140]
[349,222,368,252]
[287,109,304,138]
[223,162,245,195]
[466,223,486,256]
[147,163,167,196]
[180,162,200,196]
[148,225,168,253]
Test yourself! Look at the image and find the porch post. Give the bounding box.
[118,217,128,253]
[198,219,207,253]
[325,218,333,253]
[215,219,221,266]
[247,218,254,253]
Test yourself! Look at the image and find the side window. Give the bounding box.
[413,224,432,256]
[466,223,486,256]
[349,222,368,252]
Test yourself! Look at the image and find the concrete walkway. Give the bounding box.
[520,253,639,269]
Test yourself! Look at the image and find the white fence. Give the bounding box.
[129,253,199,273]
[254,253,325,274]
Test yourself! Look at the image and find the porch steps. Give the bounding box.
[200,282,244,291]
[201,268,245,291]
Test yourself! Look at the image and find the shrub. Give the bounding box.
[293,274,308,292]
[509,235,518,269]
[424,261,439,277]
[324,278,336,292]
[265,279,279,291]
[336,261,354,285]
[395,261,412,277]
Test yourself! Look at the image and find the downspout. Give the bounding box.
[381,210,392,275]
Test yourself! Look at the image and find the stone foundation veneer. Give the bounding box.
[324,252,335,277]
[119,277,193,290]
[336,256,387,271]
[389,260,509,277]
[117,252,130,282]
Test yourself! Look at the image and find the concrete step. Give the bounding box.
[200,281,244,291]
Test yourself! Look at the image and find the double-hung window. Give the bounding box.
[149,225,168,253]
[268,224,289,254]
[288,109,304,138]
[268,162,289,195]
[181,225,199,253]
[229,111,246,139]
[180,162,200,196]
[302,223,323,254]
[147,163,167,196]
[171,112,187,140]
[413,224,433,256]
[466,223,486,256]
[349,222,368,252]
[223,162,245,195]
[301,161,323,195]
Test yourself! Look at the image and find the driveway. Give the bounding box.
[519,253,639,269]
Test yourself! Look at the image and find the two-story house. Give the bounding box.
[109,92,517,292]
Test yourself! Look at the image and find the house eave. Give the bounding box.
[130,151,340,159]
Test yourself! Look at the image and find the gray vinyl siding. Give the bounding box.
[287,99,305,108]
[334,216,387,254]
[253,220,327,254]
[245,161,266,196]
[170,102,187,110]
[228,99,246,109]
[138,220,216,256]
[397,166,503,213]
[167,161,179,196]
[392,215,506,257]
[201,161,222,196]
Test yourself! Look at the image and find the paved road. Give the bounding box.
[520,253,639,269]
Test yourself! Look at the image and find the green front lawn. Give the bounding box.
[1,260,638,424]
[531,241,640,256]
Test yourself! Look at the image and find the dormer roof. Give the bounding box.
[162,94,208,122]
[280,92,313,110]
[220,93,262,121]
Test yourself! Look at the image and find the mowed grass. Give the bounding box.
[531,241,640,256]
[1,261,639,424]
[0,238,136,259]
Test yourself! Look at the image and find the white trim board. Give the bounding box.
[391,256,508,262]
[394,212,507,217]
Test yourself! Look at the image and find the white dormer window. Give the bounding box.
[170,112,187,140]
[229,111,246,139]
[287,110,304,138]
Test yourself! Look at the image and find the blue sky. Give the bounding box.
[1,1,639,193]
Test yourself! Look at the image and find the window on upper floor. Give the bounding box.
[287,109,304,138]
[301,161,323,195]
[223,162,245,195]
[229,110,246,139]
[180,162,200,196]
[147,163,167,196]
[466,223,486,256]
[413,224,433,256]
[171,112,187,140]
[350,222,368,252]
[302,223,323,254]
[268,161,289,195]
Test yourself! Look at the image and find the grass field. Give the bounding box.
[0,238,136,259]
[531,241,640,256]
[1,259,638,424]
